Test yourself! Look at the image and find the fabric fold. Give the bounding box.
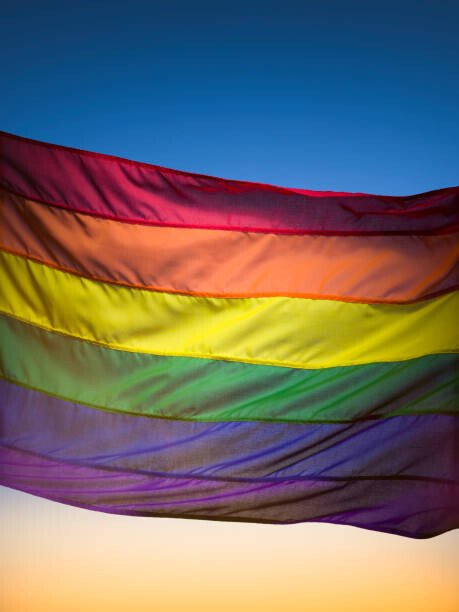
[2,380,457,485]
[2,443,458,538]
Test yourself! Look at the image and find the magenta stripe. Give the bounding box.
[1,131,457,235]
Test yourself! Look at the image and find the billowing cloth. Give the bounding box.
[1,130,458,537]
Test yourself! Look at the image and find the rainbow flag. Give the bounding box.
[0,131,458,538]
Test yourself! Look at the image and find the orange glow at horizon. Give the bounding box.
[1,488,458,612]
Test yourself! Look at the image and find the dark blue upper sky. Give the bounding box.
[2,0,458,194]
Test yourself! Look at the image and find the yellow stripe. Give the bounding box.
[1,250,457,369]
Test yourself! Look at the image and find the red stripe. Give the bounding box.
[1,130,458,235]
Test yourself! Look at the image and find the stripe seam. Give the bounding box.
[2,244,456,304]
[2,183,457,237]
[1,310,458,371]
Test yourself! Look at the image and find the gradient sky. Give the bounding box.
[1,1,458,611]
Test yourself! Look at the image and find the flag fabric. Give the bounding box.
[0,130,458,538]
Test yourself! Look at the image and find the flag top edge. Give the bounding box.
[1,129,457,202]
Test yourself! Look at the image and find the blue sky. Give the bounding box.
[2,0,458,194]
[1,3,458,610]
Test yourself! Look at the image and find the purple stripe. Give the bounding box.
[1,381,458,537]
[1,445,457,538]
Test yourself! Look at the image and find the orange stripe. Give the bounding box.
[1,190,457,303]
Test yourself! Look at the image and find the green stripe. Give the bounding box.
[1,314,457,424]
